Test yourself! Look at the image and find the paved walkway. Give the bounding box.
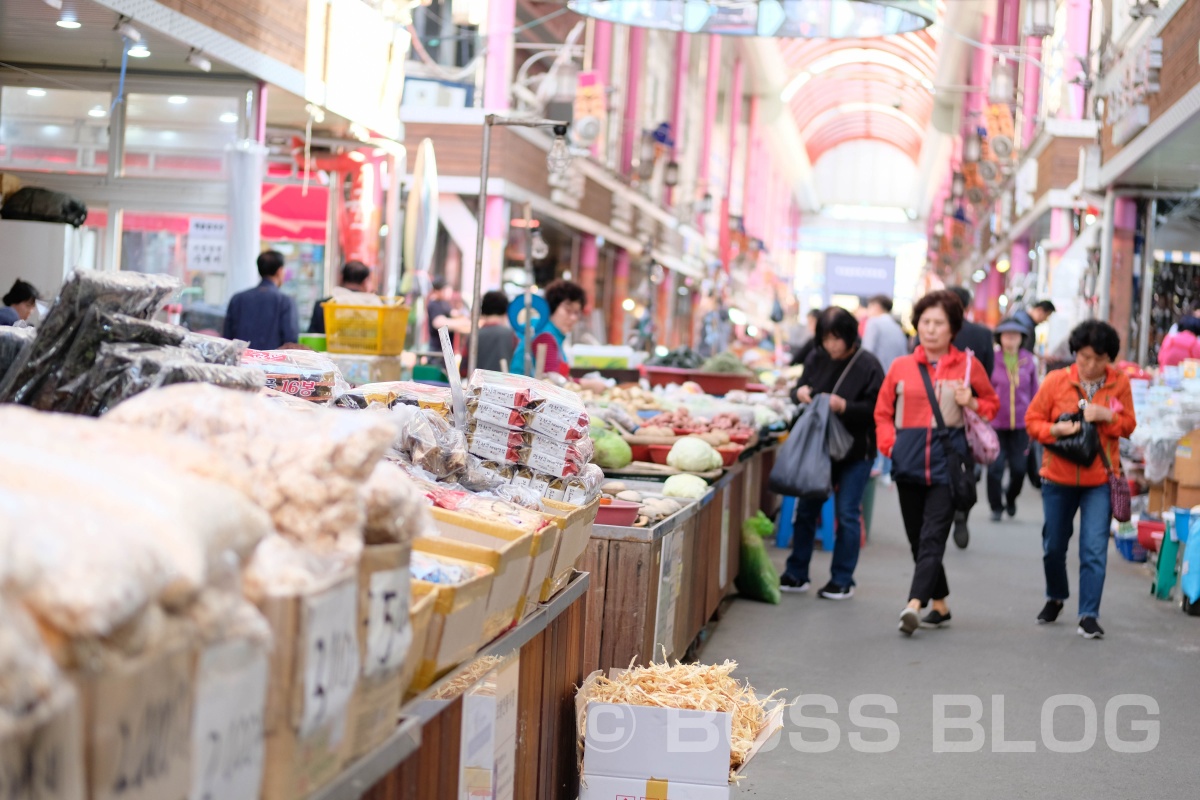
[702,483,1200,798]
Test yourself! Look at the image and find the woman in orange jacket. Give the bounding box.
[1025,320,1136,640]
[875,290,999,636]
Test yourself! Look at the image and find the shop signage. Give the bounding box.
[1105,38,1162,147]
[825,254,895,298]
[187,218,227,272]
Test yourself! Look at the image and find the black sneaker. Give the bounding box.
[990,509,1003,522]
[898,607,920,636]
[780,575,810,593]
[817,582,854,600]
[1006,500,1017,518]
[953,514,970,549]
[1077,617,1105,639]
[1037,599,1064,624]
[921,609,952,627]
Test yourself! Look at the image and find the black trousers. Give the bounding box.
[987,428,1029,511]
[897,483,955,604]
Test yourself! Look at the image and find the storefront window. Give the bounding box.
[119,211,229,329]
[123,93,239,179]
[0,86,111,174]
[269,241,328,331]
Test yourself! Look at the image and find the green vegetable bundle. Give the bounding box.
[700,351,755,376]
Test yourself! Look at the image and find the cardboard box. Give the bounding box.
[1175,430,1200,486]
[523,527,560,619]
[399,591,436,701]
[576,671,784,800]
[348,544,412,760]
[190,638,270,800]
[257,576,361,800]
[428,509,538,639]
[325,353,403,385]
[409,553,494,693]
[0,684,85,800]
[75,643,195,800]
[541,497,600,601]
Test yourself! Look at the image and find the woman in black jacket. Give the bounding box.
[782,307,886,599]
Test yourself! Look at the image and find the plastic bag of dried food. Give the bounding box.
[423,485,549,533]
[242,535,357,601]
[397,407,469,480]
[0,270,179,407]
[181,331,246,365]
[467,398,530,429]
[151,360,265,393]
[0,593,65,728]
[362,461,435,545]
[56,342,201,415]
[106,383,395,553]
[0,324,33,383]
[458,455,510,493]
[335,381,452,416]
[240,348,347,403]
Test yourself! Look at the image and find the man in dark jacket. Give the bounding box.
[947,286,994,550]
[223,251,299,351]
[308,260,372,334]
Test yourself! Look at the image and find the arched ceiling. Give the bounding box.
[781,29,941,165]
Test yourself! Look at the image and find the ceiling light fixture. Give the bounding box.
[186,49,212,72]
[56,18,81,29]
[26,88,47,97]
[168,95,188,104]
[219,111,238,124]
[127,45,151,58]
[115,17,142,42]
[88,105,107,118]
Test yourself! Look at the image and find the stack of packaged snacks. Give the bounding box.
[465,371,603,504]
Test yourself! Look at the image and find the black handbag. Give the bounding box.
[918,364,977,512]
[1044,389,1100,466]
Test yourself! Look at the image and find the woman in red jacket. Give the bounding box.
[874,290,999,636]
[1025,320,1136,640]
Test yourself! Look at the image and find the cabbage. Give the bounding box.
[593,431,633,469]
[663,474,709,499]
[666,436,722,472]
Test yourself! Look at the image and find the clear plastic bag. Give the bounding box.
[362,461,436,545]
[0,324,34,383]
[240,348,348,403]
[0,593,65,726]
[397,408,469,480]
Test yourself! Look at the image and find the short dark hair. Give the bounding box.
[816,307,859,350]
[867,295,893,313]
[544,279,586,313]
[948,285,972,309]
[1033,300,1057,313]
[432,278,448,292]
[3,279,39,307]
[912,289,964,336]
[257,250,285,278]
[1068,320,1121,361]
[341,260,370,286]
[807,308,821,320]
[482,290,509,317]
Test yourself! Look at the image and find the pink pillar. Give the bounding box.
[579,235,598,314]
[590,21,613,160]
[621,27,645,175]
[1065,0,1091,120]
[744,96,761,240]
[699,35,722,230]
[966,15,991,118]
[480,0,514,292]
[720,59,744,269]
[1021,37,1043,146]
[610,251,630,345]
[1010,239,1031,276]
[668,32,689,205]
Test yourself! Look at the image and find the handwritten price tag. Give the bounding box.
[0,689,85,800]
[300,582,360,738]
[364,568,412,679]
[189,641,268,800]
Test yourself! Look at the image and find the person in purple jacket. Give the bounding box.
[988,318,1040,521]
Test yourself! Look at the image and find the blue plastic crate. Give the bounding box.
[1115,536,1148,563]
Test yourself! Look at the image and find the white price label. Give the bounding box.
[492,656,520,800]
[190,641,268,800]
[300,582,360,738]
[364,568,412,678]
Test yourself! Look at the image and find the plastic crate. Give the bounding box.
[643,366,751,395]
[1115,536,1148,563]
[324,298,409,355]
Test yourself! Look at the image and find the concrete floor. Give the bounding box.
[703,483,1200,798]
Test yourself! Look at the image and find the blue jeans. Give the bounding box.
[1041,481,1111,619]
[785,458,873,587]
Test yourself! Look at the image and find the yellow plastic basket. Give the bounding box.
[324,298,410,355]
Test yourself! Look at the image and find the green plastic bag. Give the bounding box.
[743,510,774,540]
[736,518,781,604]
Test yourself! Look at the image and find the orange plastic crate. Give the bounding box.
[323,298,410,355]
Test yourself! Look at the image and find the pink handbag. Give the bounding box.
[962,349,1000,465]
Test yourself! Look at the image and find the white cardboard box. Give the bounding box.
[579,772,732,800]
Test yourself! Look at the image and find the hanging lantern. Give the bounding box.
[951,171,966,199]
[989,58,1015,105]
[664,160,680,188]
[963,130,983,163]
[637,130,657,181]
[546,125,573,181]
[1023,0,1055,37]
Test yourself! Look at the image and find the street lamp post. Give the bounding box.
[468,115,570,377]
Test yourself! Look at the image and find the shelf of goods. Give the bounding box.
[580,445,776,674]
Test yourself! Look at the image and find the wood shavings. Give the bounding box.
[430,655,503,700]
[578,659,783,780]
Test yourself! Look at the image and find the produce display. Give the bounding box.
[591,426,634,469]
[701,351,755,376]
[647,347,704,370]
[596,481,689,528]
[663,473,709,499]
[577,660,781,779]
[666,436,723,472]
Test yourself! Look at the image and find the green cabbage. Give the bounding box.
[663,474,709,499]
[666,437,722,472]
[593,431,633,469]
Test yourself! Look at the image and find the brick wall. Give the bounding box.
[162,0,308,71]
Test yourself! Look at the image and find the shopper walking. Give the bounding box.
[945,286,994,549]
[875,290,998,635]
[1012,300,1056,351]
[987,319,1039,521]
[861,295,909,374]
[782,307,885,599]
[223,251,299,351]
[462,290,516,375]
[1025,320,1136,640]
